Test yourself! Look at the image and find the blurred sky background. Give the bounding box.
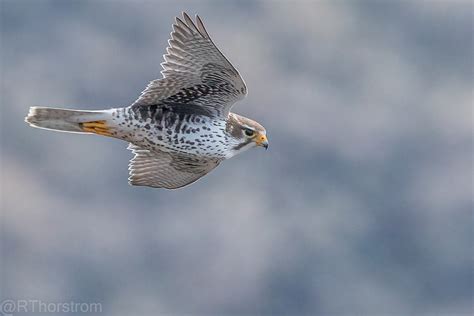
[1,0,473,315]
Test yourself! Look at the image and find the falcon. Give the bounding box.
[25,12,268,189]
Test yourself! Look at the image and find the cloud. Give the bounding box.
[1,1,472,314]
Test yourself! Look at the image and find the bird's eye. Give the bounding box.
[244,129,255,137]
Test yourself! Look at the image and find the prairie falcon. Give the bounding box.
[25,12,268,189]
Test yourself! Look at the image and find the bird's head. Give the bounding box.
[225,113,268,158]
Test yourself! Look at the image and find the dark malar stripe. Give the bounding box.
[233,139,252,151]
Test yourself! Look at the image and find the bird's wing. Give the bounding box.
[127,144,220,189]
[131,12,247,118]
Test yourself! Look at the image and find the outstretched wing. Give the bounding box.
[131,12,247,117]
[127,144,221,189]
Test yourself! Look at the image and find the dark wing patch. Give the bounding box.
[127,144,221,189]
[131,13,247,117]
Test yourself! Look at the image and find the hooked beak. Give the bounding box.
[255,134,269,150]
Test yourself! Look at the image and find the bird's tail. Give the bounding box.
[25,106,114,137]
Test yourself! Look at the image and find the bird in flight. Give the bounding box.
[25,12,268,189]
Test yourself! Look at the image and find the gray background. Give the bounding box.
[1,0,472,315]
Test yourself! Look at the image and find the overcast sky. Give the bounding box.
[1,1,473,315]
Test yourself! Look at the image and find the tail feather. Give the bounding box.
[25,107,110,134]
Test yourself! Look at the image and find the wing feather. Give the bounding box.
[131,12,247,117]
[127,144,220,189]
